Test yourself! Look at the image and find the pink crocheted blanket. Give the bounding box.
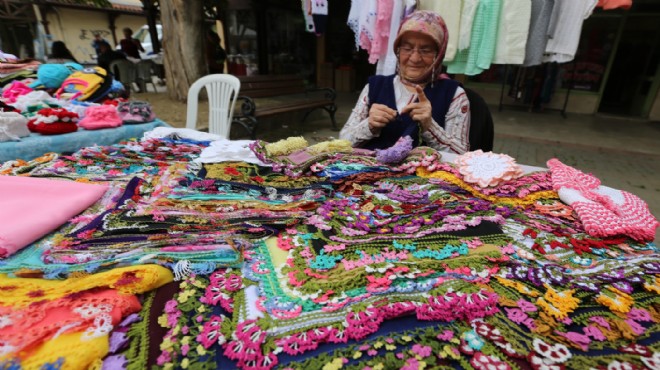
[547,159,658,242]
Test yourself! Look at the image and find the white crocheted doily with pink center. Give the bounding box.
[455,150,523,188]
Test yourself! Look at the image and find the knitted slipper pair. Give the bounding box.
[78,105,122,130]
[547,158,658,242]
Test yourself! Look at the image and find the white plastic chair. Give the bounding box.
[135,60,158,92]
[186,74,240,139]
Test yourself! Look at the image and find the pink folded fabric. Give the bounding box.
[547,158,658,242]
[0,176,108,258]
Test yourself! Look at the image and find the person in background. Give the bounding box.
[205,29,227,74]
[340,10,471,154]
[91,33,109,58]
[119,27,144,59]
[97,41,126,72]
[46,41,78,64]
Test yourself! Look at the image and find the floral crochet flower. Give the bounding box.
[455,150,523,188]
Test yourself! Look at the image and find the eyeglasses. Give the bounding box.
[397,46,437,59]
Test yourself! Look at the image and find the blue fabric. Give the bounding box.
[361,75,460,150]
[0,119,169,163]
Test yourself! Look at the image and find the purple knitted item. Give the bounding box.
[375,135,414,164]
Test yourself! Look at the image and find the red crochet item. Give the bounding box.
[27,107,79,135]
[547,158,658,242]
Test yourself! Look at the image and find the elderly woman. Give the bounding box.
[340,10,470,154]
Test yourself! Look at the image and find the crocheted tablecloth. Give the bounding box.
[0,135,657,370]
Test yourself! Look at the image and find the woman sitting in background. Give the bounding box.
[340,10,470,154]
[46,41,78,64]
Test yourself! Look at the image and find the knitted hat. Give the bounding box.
[78,105,123,130]
[28,62,83,89]
[392,10,449,84]
[1,80,33,103]
[27,107,79,135]
[0,111,30,142]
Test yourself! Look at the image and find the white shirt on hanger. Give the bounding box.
[418,0,462,62]
[492,0,532,65]
[543,0,598,63]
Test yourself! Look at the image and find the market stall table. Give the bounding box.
[0,119,169,162]
[0,133,657,370]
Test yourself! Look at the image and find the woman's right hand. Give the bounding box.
[368,104,398,133]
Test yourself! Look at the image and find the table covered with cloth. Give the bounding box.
[0,119,169,162]
[0,131,658,370]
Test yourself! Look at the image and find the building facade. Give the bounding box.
[0,0,148,64]
[2,0,658,120]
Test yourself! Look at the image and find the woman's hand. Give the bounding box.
[368,104,398,133]
[401,85,433,131]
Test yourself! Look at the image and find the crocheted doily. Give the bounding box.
[455,150,523,188]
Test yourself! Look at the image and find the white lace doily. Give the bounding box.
[455,150,523,188]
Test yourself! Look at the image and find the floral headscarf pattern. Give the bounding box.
[393,10,449,84]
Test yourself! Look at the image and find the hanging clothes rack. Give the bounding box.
[498,60,576,118]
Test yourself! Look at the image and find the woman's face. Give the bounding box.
[397,32,438,82]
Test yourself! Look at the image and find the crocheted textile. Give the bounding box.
[547,158,658,241]
[417,165,557,206]
[0,111,30,142]
[0,135,658,370]
[145,144,658,370]
[0,139,241,278]
[40,173,247,275]
[455,150,523,188]
[0,265,171,368]
[203,162,326,188]
[251,138,445,179]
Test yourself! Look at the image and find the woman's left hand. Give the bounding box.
[401,85,433,131]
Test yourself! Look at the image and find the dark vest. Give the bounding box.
[362,74,459,150]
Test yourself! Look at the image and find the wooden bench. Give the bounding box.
[231,75,338,139]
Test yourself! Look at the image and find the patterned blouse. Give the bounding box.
[339,76,471,154]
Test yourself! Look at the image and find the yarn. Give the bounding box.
[375,135,413,163]
[265,136,308,156]
[307,139,353,155]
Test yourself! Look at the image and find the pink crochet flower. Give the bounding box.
[455,150,523,188]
